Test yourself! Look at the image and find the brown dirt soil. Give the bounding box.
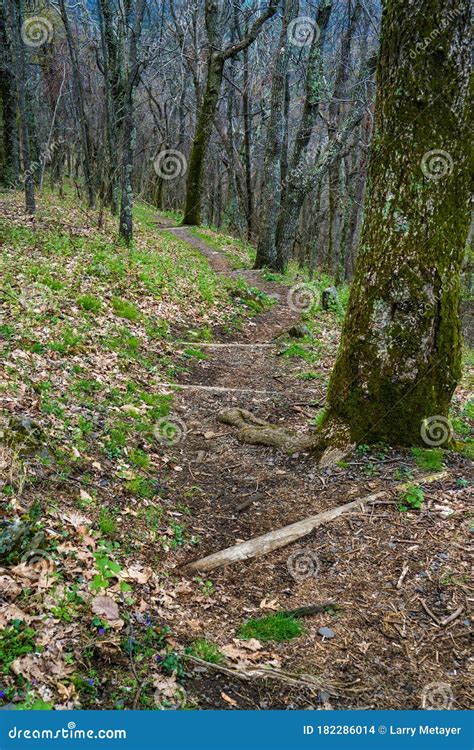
[148,218,473,711]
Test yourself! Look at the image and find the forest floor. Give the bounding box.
[0,190,473,711]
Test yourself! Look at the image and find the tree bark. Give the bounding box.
[254,0,298,268]
[7,0,35,213]
[58,0,95,208]
[98,0,129,214]
[273,0,333,271]
[0,0,19,186]
[326,1,363,276]
[118,0,146,244]
[242,45,253,241]
[182,0,278,226]
[323,0,471,447]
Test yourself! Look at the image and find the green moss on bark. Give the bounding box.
[323,0,471,446]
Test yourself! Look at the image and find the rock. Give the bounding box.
[322,287,340,311]
[287,324,312,339]
[318,627,335,639]
[0,508,45,565]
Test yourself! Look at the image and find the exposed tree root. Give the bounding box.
[217,407,352,465]
[183,654,339,697]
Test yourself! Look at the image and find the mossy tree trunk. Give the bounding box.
[98,0,133,215]
[182,48,224,226]
[254,0,299,269]
[7,0,35,214]
[118,0,146,244]
[322,0,471,447]
[182,0,278,227]
[272,0,333,272]
[0,1,19,187]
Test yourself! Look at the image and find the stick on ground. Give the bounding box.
[182,473,446,574]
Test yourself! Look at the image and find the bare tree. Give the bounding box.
[182,0,279,226]
[6,0,35,213]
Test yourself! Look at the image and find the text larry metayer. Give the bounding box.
[390,726,461,737]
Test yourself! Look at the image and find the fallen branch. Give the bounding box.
[182,472,447,574]
[183,654,338,695]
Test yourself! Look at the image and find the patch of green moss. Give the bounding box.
[238,613,304,642]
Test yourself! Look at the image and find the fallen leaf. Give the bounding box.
[234,637,262,651]
[64,509,92,528]
[91,595,123,628]
[122,566,152,584]
[0,575,21,600]
[0,603,32,627]
[259,597,279,610]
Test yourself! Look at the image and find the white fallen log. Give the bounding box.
[182,472,447,573]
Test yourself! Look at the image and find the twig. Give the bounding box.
[440,606,464,627]
[396,563,409,589]
[420,599,441,626]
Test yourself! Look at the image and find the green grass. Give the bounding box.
[128,448,150,469]
[125,476,157,499]
[78,294,102,313]
[0,622,38,673]
[112,297,140,321]
[99,507,117,537]
[189,226,255,269]
[279,342,317,363]
[186,639,224,664]
[297,371,322,381]
[237,613,304,642]
[411,447,444,471]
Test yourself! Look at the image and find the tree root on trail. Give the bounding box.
[217,407,352,465]
[183,654,339,697]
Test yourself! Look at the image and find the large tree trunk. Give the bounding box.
[273,0,333,272]
[182,50,224,226]
[7,0,35,214]
[58,0,95,208]
[323,0,471,447]
[242,45,253,241]
[98,0,133,216]
[326,1,362,276]
[182,0,278,227]
[118,0,146,244]
[254,0,298,268]
[0,0,19,186]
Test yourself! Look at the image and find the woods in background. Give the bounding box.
[0,0,380,277]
